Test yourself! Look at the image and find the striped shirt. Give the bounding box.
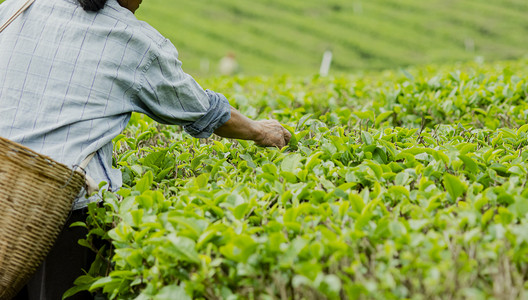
[0,0,231,209]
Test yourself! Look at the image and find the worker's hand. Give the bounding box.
[253,120,292,148]
[214,106,291,148]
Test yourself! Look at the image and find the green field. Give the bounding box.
[68,60,528,299]
[3,0,527,75]
[135,0,528,75]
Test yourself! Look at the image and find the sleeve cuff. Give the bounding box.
[183,90,231,138]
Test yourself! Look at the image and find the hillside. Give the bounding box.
[135,0,528,75]
[1,0,527,75]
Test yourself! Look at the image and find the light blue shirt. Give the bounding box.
[0,0,231,209]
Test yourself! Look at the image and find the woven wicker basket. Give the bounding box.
[0,136,85,299]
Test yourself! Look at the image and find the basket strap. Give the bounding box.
[79,152,96,170]
[76,152,99,195]
[0,0,35,34]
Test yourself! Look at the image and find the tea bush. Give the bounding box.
[67,60,528,299]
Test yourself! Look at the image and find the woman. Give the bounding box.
[0,0,291,298]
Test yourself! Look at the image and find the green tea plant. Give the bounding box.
[66,60,528,299]
[136,0,528,74]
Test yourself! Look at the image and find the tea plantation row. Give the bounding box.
[68,60,528,299]
[137,0,528,74]
[3,0,527,74]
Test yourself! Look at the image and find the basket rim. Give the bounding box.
[0,136,86,184]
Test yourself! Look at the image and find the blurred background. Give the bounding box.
[1,0,526,76]
[136,0,528,76]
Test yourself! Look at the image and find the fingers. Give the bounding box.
[282,126,292,145]
[271,123,291,148]
[253,119,292,148]
[268,121,288,148]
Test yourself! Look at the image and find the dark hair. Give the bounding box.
[77,0,108,11]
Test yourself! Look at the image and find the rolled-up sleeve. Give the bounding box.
[134,39,231,138]
[183,90,231,138]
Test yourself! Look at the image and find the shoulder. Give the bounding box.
[102,0,167,48]
[0,0,18,9]
[0,0,22,22]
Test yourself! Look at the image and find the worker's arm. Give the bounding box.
[214,107,292,148]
